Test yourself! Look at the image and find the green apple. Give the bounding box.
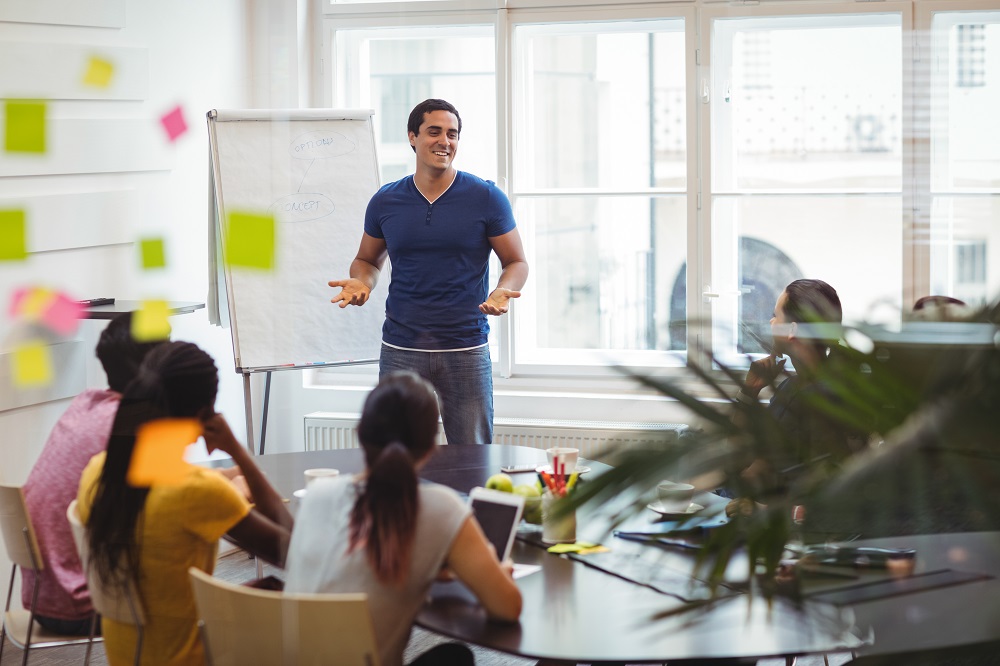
[485,473,514,493]
[513,484,543,524]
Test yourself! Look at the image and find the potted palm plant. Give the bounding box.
[566,299,1000,603]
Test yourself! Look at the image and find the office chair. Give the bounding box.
[66,500,146,666]
[0,485,95,666]
[188,567,380,665]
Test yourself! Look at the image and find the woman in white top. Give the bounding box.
[285,371,521,666]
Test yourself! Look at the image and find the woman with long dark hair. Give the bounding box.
[77,341,293,665]
[285,371,521,666]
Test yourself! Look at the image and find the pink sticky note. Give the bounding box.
[42,293,85,336]
[160,105,188,142]
[9,287,55,320]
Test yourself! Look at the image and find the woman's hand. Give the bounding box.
[202,413,241,456]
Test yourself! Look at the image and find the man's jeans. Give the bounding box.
[379,344,493,445]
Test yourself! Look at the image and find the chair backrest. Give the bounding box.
[188,567,380,666]
[66,500,146,626]
[0,484,42,571]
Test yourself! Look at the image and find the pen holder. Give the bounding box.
[542,492,576,544]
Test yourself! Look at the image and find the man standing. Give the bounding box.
[329,99,528,445]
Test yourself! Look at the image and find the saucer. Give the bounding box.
[293,488,307,499]
[647,501,703,517]
[536,465,591,476]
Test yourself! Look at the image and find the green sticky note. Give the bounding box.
[0,209,28,261]
[5,100,46,153]
[140,237,166,270]
[225,211,275,270]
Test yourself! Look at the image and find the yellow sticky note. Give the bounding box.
[0,209,29,261]
[139,237,166,270]
[127,418,202,486]
[225,211,275,270]
[19,287,56,319]
[83,56,115,88]
[12,340,52,388]
[546,541,600,554]
[132,300,171,342]
[5,100,46,153]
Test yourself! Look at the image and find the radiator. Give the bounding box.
[303,412,687,462]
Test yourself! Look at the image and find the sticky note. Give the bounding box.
[546,541,600,554]
[160,105,188,142]
[127,418,202,486]
[83,55,115,88]
[12,340,52,388]
[139,237,166,270]
[9,286,54,319]
[0,210,28,261]
[132,300,171,341]
[225,211,275,270]
[43,293,84,336]
[4,100,46,153]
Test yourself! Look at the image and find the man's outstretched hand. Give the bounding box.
[329,278,372,308]
[479,288,521,316]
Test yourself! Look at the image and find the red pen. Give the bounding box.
[540,470,558,494]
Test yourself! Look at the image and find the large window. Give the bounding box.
[510,16,689,368]
[707,8,904,364]
[924,6,1000,305]
[322,0,996,381]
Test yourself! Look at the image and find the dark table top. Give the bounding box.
[84,300,205,320]
[242,445,865,664]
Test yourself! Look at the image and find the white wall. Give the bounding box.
[0,0,254,595]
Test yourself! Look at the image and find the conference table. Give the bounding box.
[237,444,876,664]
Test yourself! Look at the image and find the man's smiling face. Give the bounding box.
[409,109,460,174]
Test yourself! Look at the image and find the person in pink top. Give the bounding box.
[21,313,163,635]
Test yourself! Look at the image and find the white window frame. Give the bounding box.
[317,0,992,388]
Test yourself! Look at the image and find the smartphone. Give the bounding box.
[467,486,525,561]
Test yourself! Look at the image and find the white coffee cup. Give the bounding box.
[545,447,579,474]
[304,468,339,489]
[656,481,694,513]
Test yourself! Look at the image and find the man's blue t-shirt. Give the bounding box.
[364,171,517,350]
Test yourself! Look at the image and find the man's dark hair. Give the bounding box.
[407,99,462,152]
[782,279,842,325]
[95,312,165,392]
[782,279,842,353]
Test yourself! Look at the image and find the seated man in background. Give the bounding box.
[22,312,163,635]
[729,278,868,506]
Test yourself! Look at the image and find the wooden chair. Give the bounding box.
[66,500,146,666]
[188,567,380,666]
[0,485,95,666]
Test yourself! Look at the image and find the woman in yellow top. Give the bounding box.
[77,341,293,666]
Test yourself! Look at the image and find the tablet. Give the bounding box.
[468,487,525,562]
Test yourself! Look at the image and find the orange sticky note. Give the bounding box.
[12,340,52,388]
[127,418,202,486]
[225,211,275,270]
[132,300,171,342]
[83,55,115,88]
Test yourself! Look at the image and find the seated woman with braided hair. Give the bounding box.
[77,341,293,666]
[285,371,521,666]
